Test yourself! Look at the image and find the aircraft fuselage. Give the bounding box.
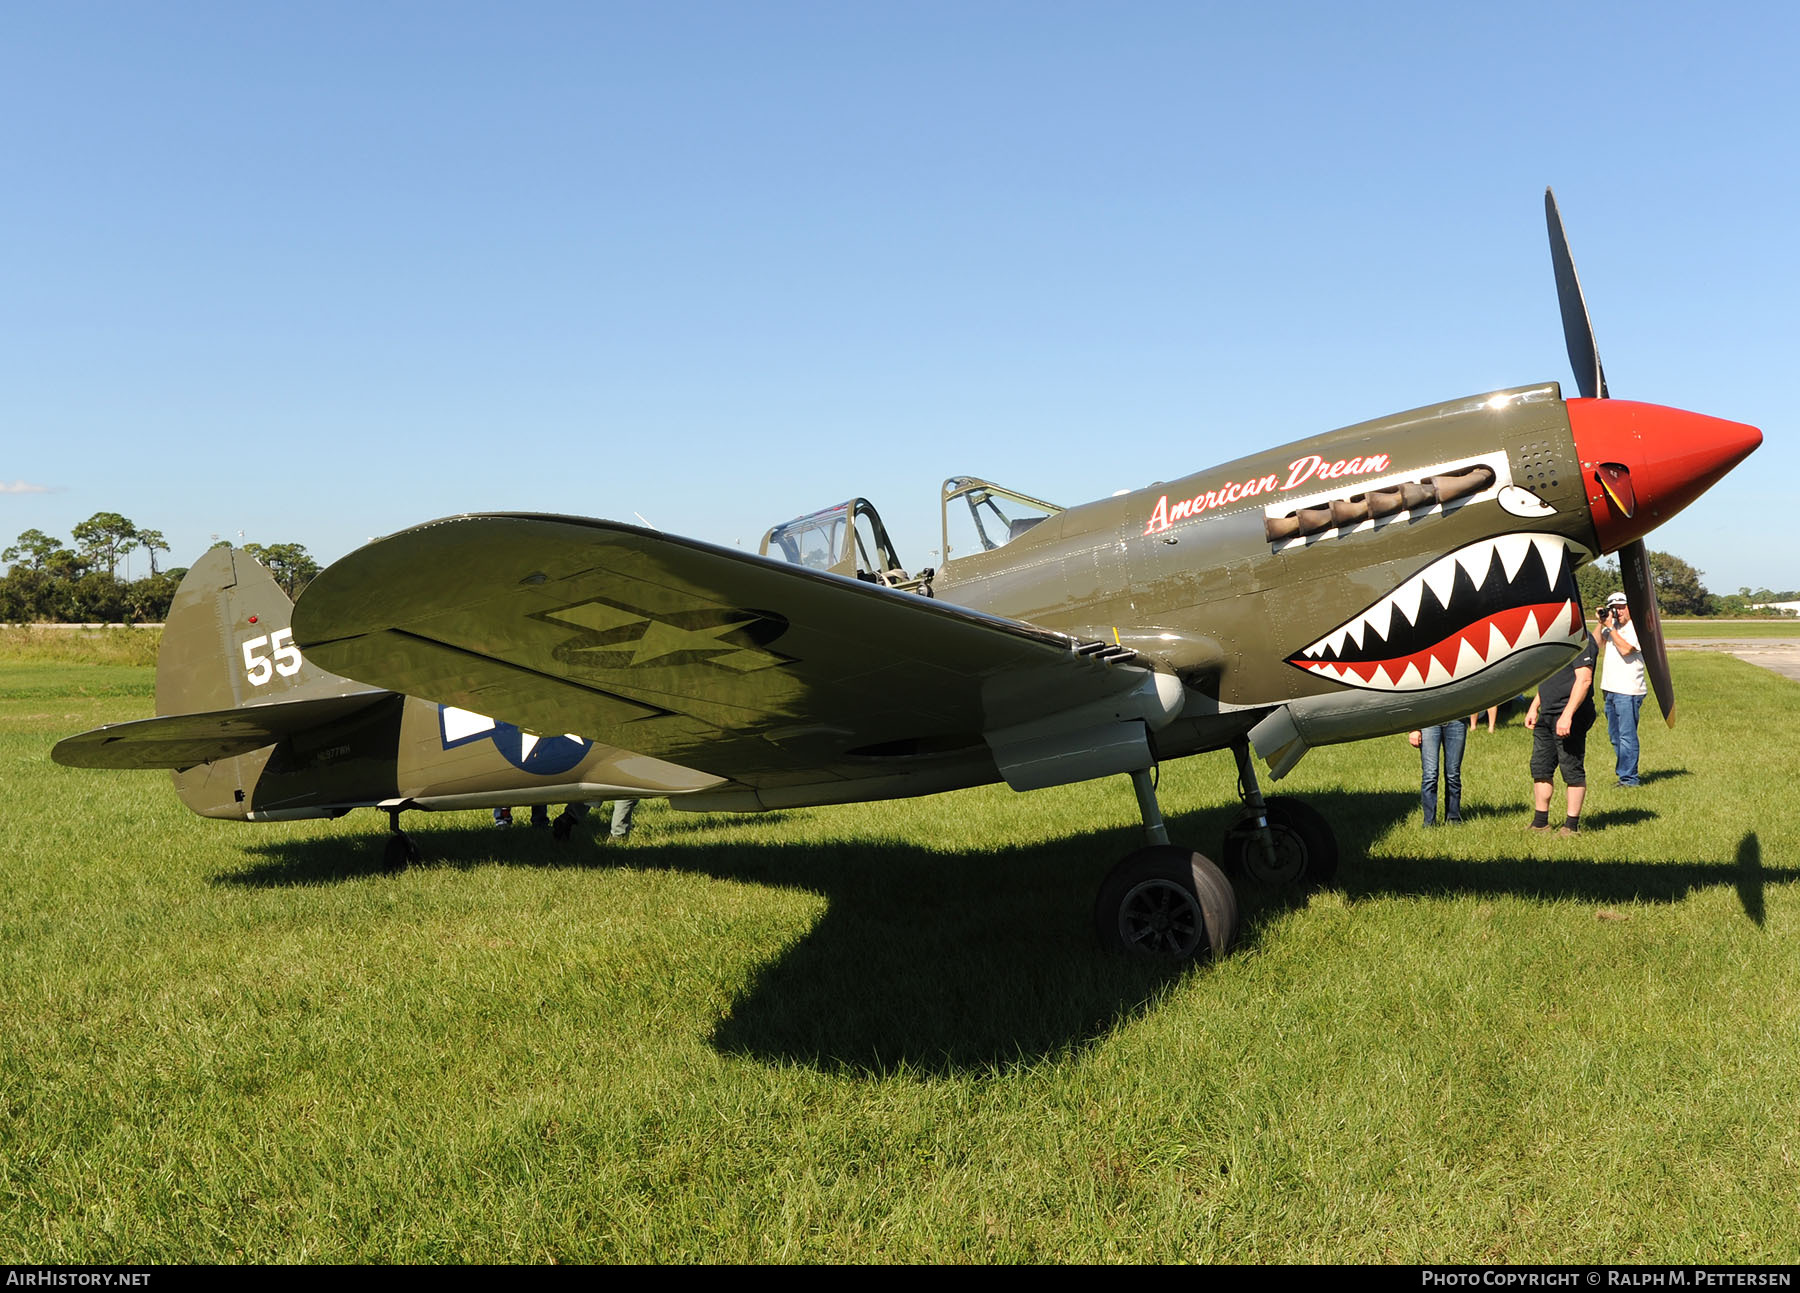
[927,379,1756,774]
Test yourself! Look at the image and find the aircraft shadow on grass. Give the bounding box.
[214,791,1788,1077]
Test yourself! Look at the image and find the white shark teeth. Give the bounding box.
[1308,534,1534,660]
[1512,600,1579,653]
[1382,572,1425,626]
[1455,635,1486,678]
[1293,532,1580,686]
[1420,551,1462,613]
[1313,617,1369,659]
[1530,535,1568,586]
[1495,532,1534,584]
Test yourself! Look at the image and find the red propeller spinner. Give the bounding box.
[1565,398,1762,556]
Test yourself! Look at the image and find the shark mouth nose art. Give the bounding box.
[1287,533,1586,691]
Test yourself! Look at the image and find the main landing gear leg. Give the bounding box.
[1094,764,1239,960]
[1130,766,1170,846]
[1220,738,1339,886]
[1230,739,1281,879]
[383,808,420,872]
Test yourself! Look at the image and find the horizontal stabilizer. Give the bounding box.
[52,690,395,770]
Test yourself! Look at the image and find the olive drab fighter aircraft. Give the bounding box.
[56,192,1763,959]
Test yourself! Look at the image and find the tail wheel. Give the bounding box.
[1095,846,1239,961]
[1221,795,1339,886]
[382,834,418,872]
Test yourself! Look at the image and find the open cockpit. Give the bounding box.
[759,477,1067,597]
[759,499,921,589]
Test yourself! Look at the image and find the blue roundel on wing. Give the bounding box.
[437,706,592,776]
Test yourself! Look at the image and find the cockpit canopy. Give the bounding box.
[759,499,910,586]
[940,476,1062,562]
[759,479,1064,592]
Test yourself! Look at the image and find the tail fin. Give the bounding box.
[53,548,397,819]
[156,546,367,717]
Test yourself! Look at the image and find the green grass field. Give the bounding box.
[3,633,1796,1262]
[1663,619,1800,639]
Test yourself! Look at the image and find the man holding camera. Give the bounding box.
[1596,591,1647,787]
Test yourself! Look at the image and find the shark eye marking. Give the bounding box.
[1265,456,1507,549]
[1286,533,1587,691]
[1498,485,1556,518]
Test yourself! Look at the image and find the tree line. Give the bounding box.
[1571,549,1791,618]
[1,512,319,624]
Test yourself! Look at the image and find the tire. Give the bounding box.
[383,834,416,872]
[1221,795,1339,886]
[1095,846,1240,960]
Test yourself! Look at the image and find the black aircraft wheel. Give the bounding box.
[552,813,576,842]
[1221,795,1339,886]
[383,834,418,873]
[1095,846,1240,961]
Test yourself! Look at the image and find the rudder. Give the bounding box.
[156,547,364,718]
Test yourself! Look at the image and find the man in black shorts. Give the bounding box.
[1524,630,1599,835]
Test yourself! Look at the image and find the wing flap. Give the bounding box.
[293,514,1152,787]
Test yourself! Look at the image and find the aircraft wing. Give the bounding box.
[292,514,1166,794]
[52,691,397,771]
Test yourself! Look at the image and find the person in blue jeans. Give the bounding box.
[497,800,640,840]
[1596,592,1646,787]
[1408,720,1466,826]
[493,805,551,829]
[595,799,637,840]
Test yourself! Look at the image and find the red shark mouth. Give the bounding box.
[1287,533,1586,691]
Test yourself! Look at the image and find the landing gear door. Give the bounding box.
[759,498,911,586]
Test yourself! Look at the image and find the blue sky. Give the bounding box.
[3,2,1794,590]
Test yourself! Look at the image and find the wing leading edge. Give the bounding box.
[292,514,1179,798]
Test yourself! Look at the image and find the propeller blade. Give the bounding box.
[1619,538,1675,725]
[1545,188,1609,400]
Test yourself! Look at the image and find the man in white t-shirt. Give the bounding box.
[1596,591,1647,787]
